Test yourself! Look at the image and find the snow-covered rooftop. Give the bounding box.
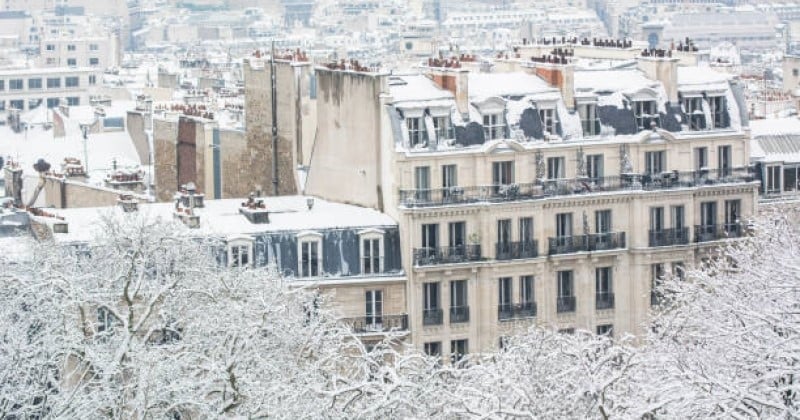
[749,118,800,162]
[48,196,398,244]
[388,74,452,104]
[468,72,555,100]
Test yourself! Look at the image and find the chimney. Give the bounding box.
[637,56,679,103]
[239,192,270,224]
[426,64,470,120]
[527,62,575,110]
[117,194,139,212]
[173,182,202,228]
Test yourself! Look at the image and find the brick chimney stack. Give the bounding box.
[425,58,470,120]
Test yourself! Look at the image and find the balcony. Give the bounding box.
[450,306,470,324]
[341,314,409,334]
[399,167,755,208]
[413,245,482,266]
[695,223,743,243]
[649,228,690,247]
[651,291,661,307]
[496,240,538,260]
[556,296,576,313]
[595,293,615,310]
[548,232,626,255]
[498,302,537,321]
[422,308,443,326]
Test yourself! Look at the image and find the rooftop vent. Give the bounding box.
[117,194,139,213]
[239,193,269,224]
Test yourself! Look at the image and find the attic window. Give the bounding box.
[227,236,254,268]
[407,117,427,147]
[388,76,407,86]
[483,113,504,140]
[709,96,727,129]
[433,115,453,141]
[538,108,557,136]
[633,100,659,131]
[682,97,704,130]
[578,103,600,136]
[297,232,323,277]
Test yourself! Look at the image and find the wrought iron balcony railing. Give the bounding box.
[413,245,482,266]
[548,232,626,255]
[496,240,539,260]
[422,308,443,326]
[557,296,576,313]
[450,306,470,324]
[694,223,743,243]
[498,302,537,321]
[399,167,755,208]
[649,227,690,247]
[596,293,615,310]
[341,314,409,334]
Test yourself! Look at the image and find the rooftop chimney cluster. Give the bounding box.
[523,37,632,49]
[673,38,699,52]
[117,193,139,213]
[157,103,215,120]
[174,182,203,228]
[530,54,570,65]
[60,157,86,178]
[323,58,377,72]
[239,192,270,224]
[641,48,673,58]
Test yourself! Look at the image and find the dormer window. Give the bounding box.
[633,100,659,131]
[483,113,504,140]
[709,96,727,129]
[227,235,254,268]
[407,117,427,147]
[578,102,600,136]
[538,108,557,135]
[682,96,704,130]
[433,115,453,141]
[297,232,323,277]
[359,229,385,275]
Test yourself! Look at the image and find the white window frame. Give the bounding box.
[577,101,600,136]
[406,116,426,147]
[483,112,504,140]
[538,107,557,135]
[227,235,254,268]
[358,228,385,275]
[297,231,323,277]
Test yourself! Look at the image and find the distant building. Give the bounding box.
[0,66,101,115]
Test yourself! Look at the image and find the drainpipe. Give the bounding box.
[271,41,279,195]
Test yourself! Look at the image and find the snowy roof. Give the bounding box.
[677,67,732,92]
[468,72,555,100]
[749,118,800,162]
[574,69,659,95]
[48,196,398,244]
[388,74,453,104]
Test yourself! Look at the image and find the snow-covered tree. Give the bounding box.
[645,209,800,418]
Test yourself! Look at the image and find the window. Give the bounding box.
[414,166,430,201]
[578,103,600,136]
[492,161,514,192]
[45,44,55,51]
[89,43,99,51]
[595,210,611,234]
[65,76,79,87]
[46,98,59,108]
[47,77,60,88]
[700,201,717,227]
[0,80,3,91]
[650,207,664,232]
[766,165,781,193]
[450,339,468,365]
[9,100,23,110]
[450,280,469,323]
[672,262,686,280]
[724,199,740,231]
[67,58,77,66]
[498,277,512,309]
[442,164,457,190]
[683,96,704,130]
[520,275,534,304]
[67,97,80,106]
[645,151,665,175]
[230,244,250,268]
[28,78,41,89]
[556,213,573,237]
[0,101,4,111]
[299,238,321,277]
[596,267,613,310]
[67,44,76,51]
[671,205,685,230]
[633,100,659,130]
[46,58,56,65]
[586,154,603,182]
[28,99,41,110]
[89,75,97,85]
[448,221,465,251]
[547,157,565,179]
[557,270,575,313]
[89,58,100,66]
[421,223,438,251]
[651,263,665,305]
[519,217,533,244]
[423,282,441,325]
[424,341,441,358]
[694,147,708,171]
[365,290,383,327]
[709,96,727,128]
[96,307,118,335]
[497,219,511,248]
[433,115,452,140]
[9,79,23,90]
[597,324,613,336]
[538,107,557,134]
[718,145,732,177]
[407,117,426,147]
[361,234,382,274]
[483,113,504,140]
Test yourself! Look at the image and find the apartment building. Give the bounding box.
[0,66,100,115]
[305,48,758,361]
[38,34,120,69]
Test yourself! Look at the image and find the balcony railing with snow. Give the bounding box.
[548,232,626,255]
[695,223,744,243]
[399,167,755,208]
[341,314,409,334]
[413,245,482,266]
